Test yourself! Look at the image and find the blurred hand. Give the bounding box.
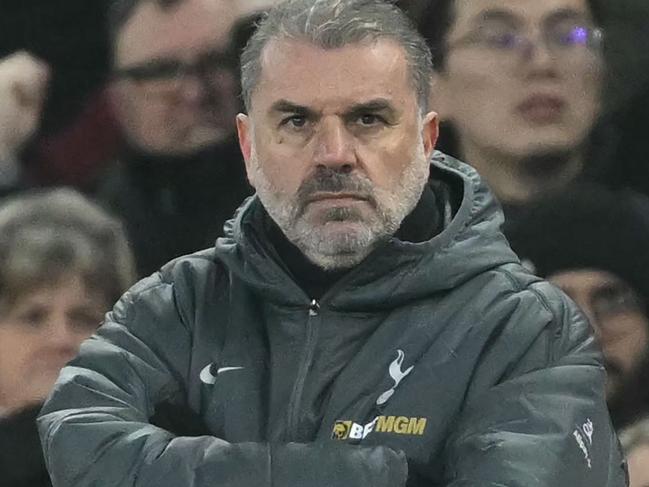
[0,51,50,161]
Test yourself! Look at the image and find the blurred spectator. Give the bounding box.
[507,185,649,429]
[96,0,253,276]
[0,0,116,188]
[0,51,50,195]
[107,0,241,156]
[620,417,649,487]
[413,0,604,208]
[0,188,135,486]
[0,49,120,192]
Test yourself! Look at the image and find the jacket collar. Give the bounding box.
[215,152,519,311]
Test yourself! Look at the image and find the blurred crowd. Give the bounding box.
[1,0,649,485]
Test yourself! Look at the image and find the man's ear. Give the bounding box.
[236,113,256,189]
[430,72,450,121]
[421,110,440,160]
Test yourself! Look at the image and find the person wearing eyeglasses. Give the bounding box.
[507,184,649,430]
[95,0,254,277]
[415,0,604,207]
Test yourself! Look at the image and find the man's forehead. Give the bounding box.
[252,37,414,112]
[453,0,592,25]
[115,0,240,65]
[258,37,407,68]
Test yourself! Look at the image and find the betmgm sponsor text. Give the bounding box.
[332,415,427,441]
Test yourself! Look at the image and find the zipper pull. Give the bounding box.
[309,299,320,316]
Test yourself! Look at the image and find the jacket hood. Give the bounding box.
[214,152,519,311]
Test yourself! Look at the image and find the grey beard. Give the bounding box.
[250,146,430,271]
[286,205,397,271]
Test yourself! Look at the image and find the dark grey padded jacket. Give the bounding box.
[38,153,627,486]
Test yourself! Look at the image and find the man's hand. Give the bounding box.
[0,51,50,161]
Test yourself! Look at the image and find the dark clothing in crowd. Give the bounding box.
[32,88,122,189]
[0,405,51,487]
[506,185,649,317]
[506,184,649,428]
[593,85,649,198]
[95,140,251,277]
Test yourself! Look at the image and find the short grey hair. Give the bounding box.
[240,0,433,113]
[0,188,136,309]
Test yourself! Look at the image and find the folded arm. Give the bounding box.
[38,272,406,487]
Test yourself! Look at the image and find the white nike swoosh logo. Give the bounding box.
[199,364,245,385]
[217,366,245,374]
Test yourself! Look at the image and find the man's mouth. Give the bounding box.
[304,193,374,214]
[516,94,566,124]
[307,192,369,203]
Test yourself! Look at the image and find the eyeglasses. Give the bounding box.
[447,21,603,59]
[113,49,237,90]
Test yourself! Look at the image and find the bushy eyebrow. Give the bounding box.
[269,100,314,117]
[474,8,521,27]
[544,8,593,27]
[473,7,591,28]
[268,98,397,118]
[347,99,397,118]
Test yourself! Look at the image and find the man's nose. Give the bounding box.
[520,37,559,78]
[313,118,357,170]
[177,74,209,104]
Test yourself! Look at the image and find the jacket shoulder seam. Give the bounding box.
[498,266,555,316]
[498,267,569,366]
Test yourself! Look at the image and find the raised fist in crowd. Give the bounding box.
[0,51,50,162]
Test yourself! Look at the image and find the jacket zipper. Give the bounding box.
[286,299,321,440]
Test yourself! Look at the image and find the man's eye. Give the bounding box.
[553,25,591,47]
[17,308,48,328]
[484,32,520,49]
[282,115,308,129]
[358,114,383,126]
[119,61,181,82]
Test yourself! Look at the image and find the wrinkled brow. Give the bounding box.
[268,98,397,117]
[269,100,313,116]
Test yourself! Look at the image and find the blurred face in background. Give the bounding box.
[111,0,241,156]
[434,0,604,162]
[0,273,107,415]
[549,269,649,399]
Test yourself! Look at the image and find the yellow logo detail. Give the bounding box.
[332,421,352,440]
[331,416,427,440]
